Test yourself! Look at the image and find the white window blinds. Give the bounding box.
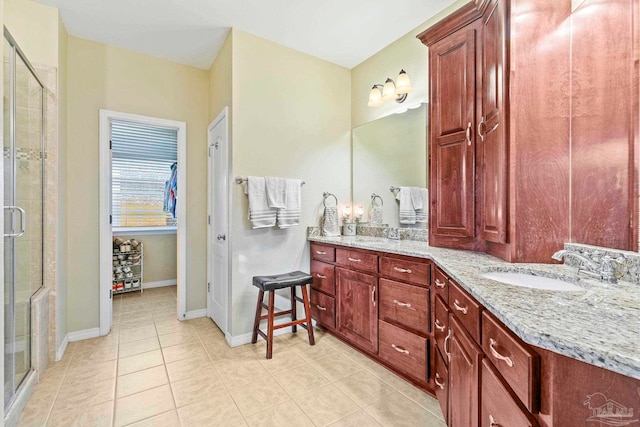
[111,119,178,229]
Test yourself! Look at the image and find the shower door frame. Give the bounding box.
[3,26,46,412]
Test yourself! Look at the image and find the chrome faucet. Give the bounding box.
[551,249,621,284]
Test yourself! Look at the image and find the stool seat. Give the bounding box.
[252,271,313,291]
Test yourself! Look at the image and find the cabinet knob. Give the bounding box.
[315,273,327,280]
[453,299,468,314]
[435,373,445,390]
[348,257,362,263]
[392,299,412,309]
[489,415,498,427]
[391,344,410,355]
[315,250,326,255]
[444,329,452,361]
[315,304,327,311]
[465,122,472,146]
[434,319,445,332]
[489,338,514,367]
[434,279,446,288]
[371,286,376,306]
[393,266,412,274]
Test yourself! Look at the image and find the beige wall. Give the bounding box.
[56,14,68,353]
[209,30,233,122]
[66,36,209,331]
[4,0,59,68]
[229,30,352,336]
[350,0,468,128]
[116,235,177,284]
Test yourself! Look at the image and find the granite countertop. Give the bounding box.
[308,235,640,380]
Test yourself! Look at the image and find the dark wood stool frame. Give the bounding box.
[251,284,315,359]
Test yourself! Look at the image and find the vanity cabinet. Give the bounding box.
[308,243,433,391]
[335,266,378,353]
[449,315,482,427]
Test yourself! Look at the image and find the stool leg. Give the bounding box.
[266,290,275,359]
[301,284,315,346]
[290,286,297,333]
[251,290,264,344]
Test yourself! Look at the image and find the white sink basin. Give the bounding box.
[481,271,583,291]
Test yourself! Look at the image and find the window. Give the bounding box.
[111,119,178,232]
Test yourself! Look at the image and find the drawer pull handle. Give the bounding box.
[489,338,514,367]
[348,257,362,263]
[453,299,468,314]
[391,344,410,355]
[434,373,445,390]
[393,266,412,274]
[434,319,445,332]
[435,279,446,288]
[392,299,412,308]
[371,286,376,306]
[444,329,452,361]
[315,250,327,255]
[489,415,498,427]
[315,304,327,311]
[315,273,327,280]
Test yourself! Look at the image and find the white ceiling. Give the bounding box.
[34,0,456,69]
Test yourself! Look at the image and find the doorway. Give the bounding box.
[99,110,187,335]
[207,107,230,335]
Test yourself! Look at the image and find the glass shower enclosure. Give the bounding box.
[3,28,45,410]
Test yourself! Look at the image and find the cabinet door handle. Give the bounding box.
[315,250,327,255]
[465,121,472,146]
[391,344,410,355]
[348,257,362,263]
[489,415,498,427]
[393,266,412,274]
[444,329,452,361]
[371,286,376,306]
[435,373,445,390]
[478,116,485,142]
[315,273,327,280]
[453,299,468,314]
[434,319,445,332]
[489,338,514,367]
[434,279,446,288]
[392,299,412,308]
[315,304,327,311]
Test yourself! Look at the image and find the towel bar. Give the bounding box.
[390,185,400,193]
[235,176,305,185]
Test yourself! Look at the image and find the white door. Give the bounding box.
[207,108,229,334]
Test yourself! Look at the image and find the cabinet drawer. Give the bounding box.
[310,260,335,295]
[434,295,450,363]
[482,311,539,412]
[480,359,538,427]
[378,320,428,383]
[379,278,429,336]
[449,280,482,343]
[434,347,449,424]
[310,290,335,329]
[336,248,378,273]
[311,243,335,262]
[379,256,430,287]
[433,267,449,301]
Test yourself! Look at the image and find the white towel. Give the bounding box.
[246,176,276,229]
[370,206,383,225]
[265,177,287,209]
[397,187,416,224]
[322,207,341,236]
[277,179,301,228]
[415,188,429,223]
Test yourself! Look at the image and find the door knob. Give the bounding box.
[216,234,226,241]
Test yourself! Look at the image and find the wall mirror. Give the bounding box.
[352,104,428,229]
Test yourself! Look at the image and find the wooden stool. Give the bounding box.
[251,271,315,359]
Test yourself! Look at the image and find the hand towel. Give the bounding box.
[265,177,287,209]
[370,206,384,225]
[277,179,302,228]
[246,176,276,229]
[415,188,429,223]
[397,187,417,224]
[322,206,341,236]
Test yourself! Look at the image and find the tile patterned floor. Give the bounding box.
[17,286,446,426]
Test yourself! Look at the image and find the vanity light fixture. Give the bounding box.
[368,69,413,107]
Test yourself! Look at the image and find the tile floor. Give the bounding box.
[17,286,446,426]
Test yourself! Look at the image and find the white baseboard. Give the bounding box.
[56,334,69,361]
[143,279,177,289]
[68,327,100,342]
[184,309,207,320]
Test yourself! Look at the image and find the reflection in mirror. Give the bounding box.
[352,104,427,229]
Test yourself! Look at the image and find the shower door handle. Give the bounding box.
[4,206,26,237]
